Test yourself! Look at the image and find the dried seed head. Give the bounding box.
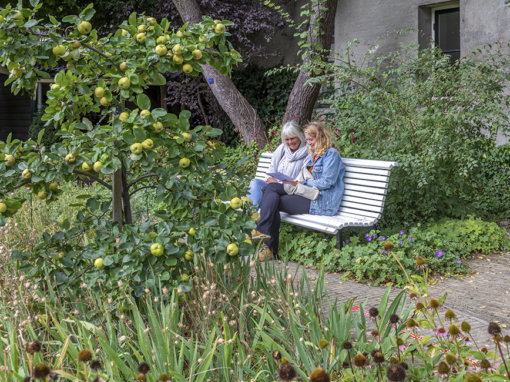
[445,353,457,365]
[138,362,150,374]
[368,307,379,318]
[481,347,488,353]
[479,359,491,370]
[342,341,353,350]
[272,350,282,361]
[488,322,501,336]
[278,362,297,381]
[158,373,169,381]
[389,357,400,364]
[372,350,385,364]
[504,335,510,343]
[396,337,404,346]
[309,367,330,382]
[406,318,417,328]
[280,357,290,365]
[23,377,33,382]
[90,359,102,370]
[353,353,367,367]
[399,362,408,370]
[386,364,406,382]
[136,373,146,381]
[415,256,426,266]
[77,349,93,362]
[429,299,439,309]
[384,241,394,251]
[389,314,399,324]
[415,302,425,310]
[318,338,329,349]
[409,292,418,299]
[437,361,450,375]
[461,321,471,333]
[445,309,456,320]
[371,329,379,336]
[34,363,51,379]
[448,325,460,336]
[26,340,42,354]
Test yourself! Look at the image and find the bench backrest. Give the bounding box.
[255,152,397,220]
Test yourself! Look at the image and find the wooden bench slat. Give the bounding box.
[281,215,339,234]
[341,195,385,208]
[343,189,386,201]
[342,158,397,170]
[344,178,389,188]
[345,183,388,195]
[344,166,392,176]
[339,206,381,219]
[340,200,384,213]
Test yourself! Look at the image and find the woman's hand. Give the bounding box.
[283,180,298,186]
[267,177,278,183]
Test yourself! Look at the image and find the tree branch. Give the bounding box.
[129,185,157,197]
[73,170,112,190]
[127,173,158,188]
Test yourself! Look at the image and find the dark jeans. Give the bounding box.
[256,183,310,256]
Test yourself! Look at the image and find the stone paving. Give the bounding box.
[279,248,510,348]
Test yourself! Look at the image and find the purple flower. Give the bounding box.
[367,237,372,242]
[409,236,413,242]
[372,233,377,238]
[382,251,386,255]
[456,259,462,264]
[365,233,370,238]
[345,239,350,243]
[381,236,386,240]
[399,230,404,235]
[399,241,403,246]
[436,250,443,258]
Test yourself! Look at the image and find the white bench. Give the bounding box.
[255,152,397,249]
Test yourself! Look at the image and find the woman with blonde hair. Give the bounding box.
[252,121,345,260]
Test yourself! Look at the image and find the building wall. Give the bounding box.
[333,0,510,145]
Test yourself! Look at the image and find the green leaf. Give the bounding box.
[152,72,167,85]
[128,12,137,26]
[49,15,59,25]
[136,94,151,110]
[82,7,95,21]
[62,15,77,23]
[24,19,39,28]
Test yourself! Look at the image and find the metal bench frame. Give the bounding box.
[255,152,397,249]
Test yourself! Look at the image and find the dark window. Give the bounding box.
[434,8,460,63]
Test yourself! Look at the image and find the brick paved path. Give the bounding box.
[280,249,510,347]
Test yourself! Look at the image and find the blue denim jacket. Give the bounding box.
[302,148,345,216]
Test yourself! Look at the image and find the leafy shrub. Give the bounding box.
[314,41,510,226]
[280,218,509,287]
[28,110,60,147]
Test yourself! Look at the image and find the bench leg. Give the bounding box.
[336,231,343,250]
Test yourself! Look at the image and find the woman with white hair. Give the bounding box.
[247,121,308,206]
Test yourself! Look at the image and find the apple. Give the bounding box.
[49,181,58,191]
[251,212,261,222]
[226,243,239,256]
[72,40,81,49]
[119,62,128,72]
[13,10,24,21]
[181,132,192,142]
[100,97,110,106]
[188,227,196,236]
[5,154,15,166]
[184,250,194,261]
[0,15,4,23]
[176,31,184,38]
[57,251,65,259]
[230,197,242,209]
[172,44,182,55]
[0,202,7,213]
[130,143,143,155]
[93,161,103,173]
[140,109,151,119]
[241,196,252,208]
[37,190,47,200]
[77,21,92,35]
[181,273,189,281]
[179,157,190,168]
[22,169,32,179]
[214,23,226,34]
[137,24,146,33]
[121,30,129,37]
[94,258,104,269]
[156,35,167,45]
[94,87,105,98]
[136,32,146,43]
[192,49,202,60]
[150,243,164,256]
[155,44,167,56]
[173,55,183,65]
[147,17,157,26]
[152,121,163,132]
[50,84,60,90]
[182,64,193,74]
[11,68,23,78]
[81,162,91,172]
[65,153,76,163]
[199,35,207,43]
[142,139,154,150]
[119,112,130,121]
[52,44,66,57]
[118,77,131,89]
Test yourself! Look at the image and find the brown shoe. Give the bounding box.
[256,244,273,261]
[251,230,271,243]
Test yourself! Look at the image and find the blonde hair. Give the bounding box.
[304,121,336,156]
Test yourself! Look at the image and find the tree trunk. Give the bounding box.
[284,0,338,127]
[172,0,268,149]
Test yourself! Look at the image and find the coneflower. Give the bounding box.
[488,322,501,336]
[135,374,146,381]
[278,362,297,381]
[90,360,102,371]
[77,349,93,362]
[386,364,406,382]
[309,367,330,382]
[158,373,169,382]
[273,350,282,361]
[26,341,41,355]
[461,321,471,333]
[368,307,379,318]
[437,361,450,375]
[353,353,367,367]
[318,339,329,349]
[389,314,399,324]
[463,373,482,382]
[33,363,51,380]
[138,362,150,374]
[445,309,456,320]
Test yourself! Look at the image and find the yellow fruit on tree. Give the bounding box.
[81,162,91,171]
[230,197,242,209]
[22,169,32,179]
[140,109,151,119]
[119,61,128,71]
[173,55,183,65]
[52,44,66,57]
[137,24,146,33]
[130,143,143,155]
[94,258,104,269]
[226,243,239,256]
[192,49,202,60]
[136,32,146,43]
[0,202,7,213]
[172,44,182,55]
[181,132,192,142]
[118,77,131,89]
[77,21,92,35]
[5,154,15,166]
[251,212,261,222]
[182,64,193,74]
[214,23,226,34]
[50,83,60,90]
[93,161,103,173]
[37,190,47,200]
[150,243,164,256]
[152,121,163,132]
[155,44,167,56]
[142,139,154,150]
[188,227,196,236]
[184,250,194,260]
[100,97,110,106]
[176,31,184,38]
[65,153,76,163]
[119,112,129,121]
[156,35,167,45]
[179,157,190,168]
[49,181,58,191]
[94,87,105,98]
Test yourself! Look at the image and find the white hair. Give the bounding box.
[281,120,305,147]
